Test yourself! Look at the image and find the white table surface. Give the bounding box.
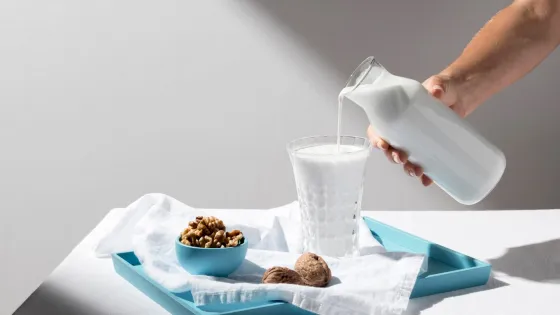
[14,209,560,315]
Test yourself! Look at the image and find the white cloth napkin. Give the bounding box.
[94,193,425,315]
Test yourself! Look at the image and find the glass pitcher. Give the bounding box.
[341,57,506,205]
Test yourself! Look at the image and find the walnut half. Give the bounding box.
[180,216,244,248]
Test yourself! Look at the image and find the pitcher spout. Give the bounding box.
[343,56,387,93]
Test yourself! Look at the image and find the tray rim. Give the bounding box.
[362,216,492,276]
[112,215,492,314]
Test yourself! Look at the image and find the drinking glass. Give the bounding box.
[287,135,371,257]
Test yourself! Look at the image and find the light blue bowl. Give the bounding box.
[175,237,248,277]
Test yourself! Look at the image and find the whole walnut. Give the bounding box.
[261,267,307,286]
[294,252,332,287]
[261,253,332,288]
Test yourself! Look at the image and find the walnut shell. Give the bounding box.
[294,252,332,287]
[261,267,307,286]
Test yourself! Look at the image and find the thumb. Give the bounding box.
[422,75,455,108]
[422,76,446,99]
[430,85,445,99]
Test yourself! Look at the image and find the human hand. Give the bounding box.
[366,74,464,187]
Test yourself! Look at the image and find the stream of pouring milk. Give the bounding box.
[337,87,357,151]
[336,91,346,151]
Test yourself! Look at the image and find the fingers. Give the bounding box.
[403,161,422,177]
[403,162,433,186]
[366,126,432,187]
[367,125,389,150]
[421,175,433,187]
[384,148,408,164]
[376,138,390,150]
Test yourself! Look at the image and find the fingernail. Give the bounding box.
[432,85,443,97]
[392,152,401,164]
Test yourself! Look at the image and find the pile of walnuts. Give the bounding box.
[180,216,244,248]
[262,252,332,287]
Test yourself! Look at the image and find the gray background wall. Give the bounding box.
[3,0,560,314]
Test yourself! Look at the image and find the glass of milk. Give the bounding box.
[287,135,371,258]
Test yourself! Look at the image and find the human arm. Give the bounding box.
[369,0,560,186]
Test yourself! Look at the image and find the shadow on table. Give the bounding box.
[14,283,105,315]
[488,238,560,283]
[404,276,508,315]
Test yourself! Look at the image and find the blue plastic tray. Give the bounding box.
[112,216,491,315]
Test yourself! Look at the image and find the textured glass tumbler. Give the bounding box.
[287,136,371,257]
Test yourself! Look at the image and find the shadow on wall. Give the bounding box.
[246,0,560,210]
